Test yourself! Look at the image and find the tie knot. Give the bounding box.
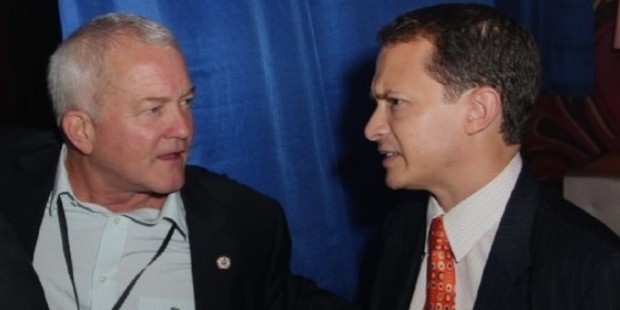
[430,216,448,243]
[429,216,452,259]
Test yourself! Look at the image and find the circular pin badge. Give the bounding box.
[216,256,231,270]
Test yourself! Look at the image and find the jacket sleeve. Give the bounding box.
[262,202,359,310]
[292,275,361,310]
[579,252,620,309]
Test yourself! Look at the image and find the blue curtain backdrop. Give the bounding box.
[57,0,593,300]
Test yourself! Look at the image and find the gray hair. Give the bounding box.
[47,12,180,124]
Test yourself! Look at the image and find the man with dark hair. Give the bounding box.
[365,4,620,309]
[0,12,354,310]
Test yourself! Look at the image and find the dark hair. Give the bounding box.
[378,4,541,144]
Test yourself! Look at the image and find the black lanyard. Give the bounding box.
[56,194,176,310]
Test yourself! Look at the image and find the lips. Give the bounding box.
[378,149,401,167]
[379,149,400,158]
[157,150,186,161]
[380,151,399,158]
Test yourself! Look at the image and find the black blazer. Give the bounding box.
[0,213,48,309]
[0,129,354,310]
[369,172,620,310]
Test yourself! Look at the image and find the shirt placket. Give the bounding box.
[91,215,128,309]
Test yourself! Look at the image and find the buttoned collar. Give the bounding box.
[427,154,522,262]
[49,144,189,239]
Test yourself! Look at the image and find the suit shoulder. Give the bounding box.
[0,128,61,177]
[535,191,620,254]
[527,187,620,306]
[182,165,289,245]
[0,128,60,166]
[0,127,60,152]
[183,165,281,212]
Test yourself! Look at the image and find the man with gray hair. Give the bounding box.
[0,13,354,310]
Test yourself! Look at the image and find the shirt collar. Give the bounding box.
[427,154,522,262]
[49,144,189,239]
[49,144,72,209]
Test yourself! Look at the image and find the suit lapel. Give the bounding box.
[474,172,540,309]
[182,170,238,310]
[372,201,427,310]
[396,204,427,310]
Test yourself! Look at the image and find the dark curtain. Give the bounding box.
[0,0,60,129]
[496,0,594,95]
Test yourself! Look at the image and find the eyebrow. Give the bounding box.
[370,90,395,100]
[142,86,196,103]
[182,86,196,99]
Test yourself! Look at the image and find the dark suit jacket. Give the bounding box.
[0,129,354,310]
[369,171,620,310]
[0,213,48,309]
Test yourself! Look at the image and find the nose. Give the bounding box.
[364,105,388,142]
[167,104,193,140]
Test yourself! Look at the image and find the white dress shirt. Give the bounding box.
[33,145,195,310]
[410,155,522,310]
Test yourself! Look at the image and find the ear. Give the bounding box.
[464,86,501,136]
[60,110,96,155]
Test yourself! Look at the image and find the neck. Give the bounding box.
[65,150,167,213]
[431,145,519,212]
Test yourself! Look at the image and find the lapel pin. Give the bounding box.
[216,255,231,270]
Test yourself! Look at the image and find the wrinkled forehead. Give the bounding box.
[372,40,435,90]
[100,41,186,85]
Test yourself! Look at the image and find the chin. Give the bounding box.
[385,172,421,191]
[151,187,181,196]
[384,176,405,190]
[150,179,185,195]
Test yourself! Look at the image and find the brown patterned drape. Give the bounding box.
[523,0,620,193]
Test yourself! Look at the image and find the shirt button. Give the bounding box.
[113,218,121,225]
[99,275,106,283]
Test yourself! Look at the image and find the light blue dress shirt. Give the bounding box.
[33,145,195,310]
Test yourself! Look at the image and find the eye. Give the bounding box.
[387,98,404,106]
[148,105,162,114]
[180,97,194,108]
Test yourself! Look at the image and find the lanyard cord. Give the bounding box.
[56,196,80,310]
[56,195,176,310]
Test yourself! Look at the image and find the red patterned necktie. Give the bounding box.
[425,216,456,310]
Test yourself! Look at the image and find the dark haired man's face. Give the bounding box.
[365,40,469,192]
